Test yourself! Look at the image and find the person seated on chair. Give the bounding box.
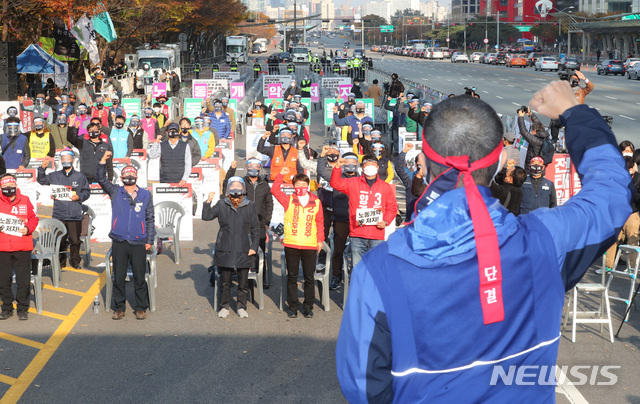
[202,176,260,319]
[37,149,90,269]
[96,151,155,321]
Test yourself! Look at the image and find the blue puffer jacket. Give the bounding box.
[336,104,633,403]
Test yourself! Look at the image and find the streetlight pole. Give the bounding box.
[485,15,488,53]
[552,6,574,56]
[496,12,500,50]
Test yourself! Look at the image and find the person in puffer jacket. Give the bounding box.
[0,174,39,321]
[336,84,632,403]
[97,151,155,321]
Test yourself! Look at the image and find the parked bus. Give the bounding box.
[516,39,534,52]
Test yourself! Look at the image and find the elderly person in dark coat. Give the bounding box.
[202,176,259,319]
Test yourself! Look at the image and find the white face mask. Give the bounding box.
[153,107,160,113]
[363,166,378,177]
[623,152,633,157]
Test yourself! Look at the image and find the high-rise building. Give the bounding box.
[321,0,336,29]
[243,0,268,13]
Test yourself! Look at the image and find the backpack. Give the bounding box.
[540,136,555,165]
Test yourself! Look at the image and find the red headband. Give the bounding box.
[1,176,16,186]
[422,138,505,325]
[121,166,137,177]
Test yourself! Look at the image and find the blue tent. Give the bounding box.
[17,44,62,74]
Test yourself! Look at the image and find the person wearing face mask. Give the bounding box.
[109,96,126,122]
[333,100,374,146]
[90,96,112,128]
[0,174,39,321]
[519,157,557,215]
[27,93,54,124]
[202,177,260,319]
[247,101,267,125]
[353,140,394,184]
[619,140,634,157]
[398,96,420,138]
[168,117,201,166]
[70,104,91,138]
[283,79,302,100]
[272,167,325,318]
[549,71,594,146]
[317,149,358,289]
[37,150,90,269]
[383,93,407,156]
[0,107,22,135]
[220,97,236,138]
[407,102,432,136]
[151,102,168,127]
[56,94,74,119]
[223,158,273,287]
[48,114,73,150]
[394,143,421,222]
[86,117,112,140]
[257,128,303,183]
[1,117,30,170]
[331,153,398,267]
[337,93,357,118]
[192,116,219,159]
[96,153,155,320]
[300,74,312,98]
[351,78,363,99]
[207,100,231,140]
[141,106,161,143]
[148,122,191,186]
[517,106,551,173]
[388,72,404,98]
[67,122,114,183]
[352,122,375,155]
[127,115,148,150]
[109,116,133,159]
[26,117,56,159]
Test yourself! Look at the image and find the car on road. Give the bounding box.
[627,62,640,80]
[441,48,452,58]
[353,48,365,58]
[479,53,489,63]
[428,47,445,59]
[507,54,527,68]
[623,58,640,71]
[535,57,559,71]
[471,52,484,62]
[559,57,580,71]
[334,57,349,74]
[597,59,625,76]
[277,52,292,63]
[451,52,469,63]
[494,52,507,64]
[485,53,497,64]
[526,52,545,67]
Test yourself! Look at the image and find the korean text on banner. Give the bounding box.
[544,153,582,205]
[263,75,292,97]
[152,184,194,241]
[85,184,112,242]
[112,149,148,188]
[216,138,235,172]
[0,212,26,237]
[268,83,282,99]
[230,82,245,100]
[338,85,351,101]
[321,77,352,92]
[183,98,203,120]
[310,83,320,102]
[152,82,167,98]
[192,80,228,99]
[122,98,141,124]
[196,158,221,214]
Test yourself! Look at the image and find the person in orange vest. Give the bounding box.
[271,166,324,318]
[256,128,302,183]
[91,95,112,128]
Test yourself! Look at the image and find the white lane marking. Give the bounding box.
[436,76,441,79]
[457,82,463,85]
[492,81,499,84]
[512,102,520,106]
[620,115,637,121]
[496,95,504,99]
[482,90,489,93]
[606,96,618,100]
[446,79,452,81]
[507,84,514,87]
[555,367,589,404]
[524,89,533,92]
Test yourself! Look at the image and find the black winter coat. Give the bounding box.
[202,197,260,269]
[224,167,274,238]
[518,114,548,172]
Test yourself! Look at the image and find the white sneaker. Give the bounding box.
[218,308,229,318]
[237,308,249,318]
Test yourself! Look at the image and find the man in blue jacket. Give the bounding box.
[519,156,557,214]
[97,150,155,320]
[336,81,633,403]
[37,149,90,269]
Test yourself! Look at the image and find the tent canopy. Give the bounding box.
[17,44,67,74]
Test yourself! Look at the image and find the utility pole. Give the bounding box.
[485,15,488,53]
[496,12,500,50]
[294,0,297,44]
[464,22,467,54]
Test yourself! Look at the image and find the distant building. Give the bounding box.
[452,0,480,19]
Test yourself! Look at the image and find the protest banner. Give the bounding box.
[152,184,194,241]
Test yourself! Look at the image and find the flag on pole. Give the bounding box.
[52,19,81,59]
[72,15,100,65]
[92,12,118,43]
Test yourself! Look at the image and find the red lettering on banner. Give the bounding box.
[545,153,582,205]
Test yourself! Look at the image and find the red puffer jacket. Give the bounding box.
[0,189,39,252]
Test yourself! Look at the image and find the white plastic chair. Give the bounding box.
[212,247,265,311]
[80,205,95,267]
[279,242,331,311]
[562,253,614,343]
[154,201,185,264]
[31,218,67,288]
[104,240,158,313]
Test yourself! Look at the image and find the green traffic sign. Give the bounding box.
[515,26,532,32]
[380,25,394,32]
[622,13,640,20]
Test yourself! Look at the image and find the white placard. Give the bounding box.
[246,126,266,159]
[321,77,352,92]
[152,183,194,241]
[262,75,292,97]
[86,184,112,242]
[355,208,383,226]
[188,167,204,218]
[50,185,72,201]
[112,149,148,188]
[216,138,235,172]
[0,212,25,237]
[11,170,38,210]
[213,72,241,82]
[269,182,294,227]
[192,79,229,98]
[197,158,221,218]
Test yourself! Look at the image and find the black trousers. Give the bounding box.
[332,221,350,278]
[220,267,249,310]
[60,220,82,267]
[111,240,148,312]
[0,251,32,312]
[285,247,317,311]
[317,207,333,264]
[549,118,563,144]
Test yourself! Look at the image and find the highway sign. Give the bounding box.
[380,25,394,32]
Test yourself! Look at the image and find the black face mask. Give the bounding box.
[122,177,137,186]
[89,131,100,138]
[96,103,103,109]
[2,187,16,197]
[181,128,190,134]
[34,124,44,131]
[115,122,124,129]
[112,101,119,106]
[530,165,544,176]
[228,190,243,199]
[356,108,365,114]
[145,113,152,118]
[343,164,357,174]
[247,168,260,177]
[327,154,339,162]
[78,110,87,116]
[62,162,73,169]
[168,131,180,138]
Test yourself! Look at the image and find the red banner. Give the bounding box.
[544,153,582,205]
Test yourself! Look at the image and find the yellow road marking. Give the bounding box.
[91,252,106,258]
[1,273,105,403]
[61,267,99,277]
[38,214,51,218]
[27,308,67,321]
[0,374,17,386]
[0,332,45,350]
[43,284,89,297]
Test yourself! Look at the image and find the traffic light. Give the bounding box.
[322,19,330,23]
[453,22,456,26]
[469,23,473,26]
[553,22,557,25]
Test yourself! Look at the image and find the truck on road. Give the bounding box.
[133,43,181,92]
[226,36,249,64]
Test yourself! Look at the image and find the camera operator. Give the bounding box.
[550,70,593,147]
[517,106,549,173]
[388,73,404,98]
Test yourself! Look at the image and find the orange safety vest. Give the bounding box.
[252,108,264,118]
[283,194,321,249]
[270,146,297,183]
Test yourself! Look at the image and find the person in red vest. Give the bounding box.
[0,174,39,321]
[91,95,113,128]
